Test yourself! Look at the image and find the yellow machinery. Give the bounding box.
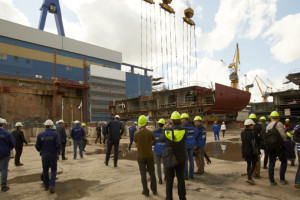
[246,75,272,102]
[228,43,240,89]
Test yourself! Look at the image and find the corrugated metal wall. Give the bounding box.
[126,73,152,99]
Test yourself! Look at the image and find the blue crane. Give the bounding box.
[38,0,65,36]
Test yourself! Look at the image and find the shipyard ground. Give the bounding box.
[2,130,299,200]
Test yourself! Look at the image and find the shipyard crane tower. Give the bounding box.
[227,43,240,89]
[246,75,272,102]
[39,0,65,36]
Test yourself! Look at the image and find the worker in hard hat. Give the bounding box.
[95,122,102,144]
[193,116,207,175]
[259,116,268,169]
[284,118,293,132]
[81,123,88,152]
[134,115,157,197]
[12,122,27,166]
[57,120,67,160]
[181,113,199,180]
[266,111,287,186]
[35,119,61,193]
[241,119,258,185]
[249,113,263,179]
[285,132,296,166]
[161,111,187,200]
[212,121,220,141]
[70,120,85,159]
[105,115,125,167]
[128,122,137,151]
[153,118,166,184]
[102,122,108,144]
[0,118,15,192]
[221,122,226,138]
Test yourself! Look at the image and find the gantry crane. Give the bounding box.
[227,43,240,89]
[246,75,272,102]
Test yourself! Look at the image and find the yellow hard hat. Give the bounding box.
[286,132,292,138]
[158,118,166,125]
[249,113,257,119]
[138,115,147,126]
[81,123,86,127]
[194,116,202,121]
[270,111,279,117]
[171,111,181,120]
[259,116,266,121]
[285,118,290,122]
[180,113,189,119]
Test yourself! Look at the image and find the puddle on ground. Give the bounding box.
[55,179,99,200]
[8,171,63,184]
[206,142,243,162]
[85,143,138,161]
[227,138,241,142]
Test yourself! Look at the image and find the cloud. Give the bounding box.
[199,0,277,53]
[0,0,30,26]
[264,13,300,64]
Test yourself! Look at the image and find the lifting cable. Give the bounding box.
[182,20,185,87]
[189,25,192,86]
[174,14,179,89]
[141,0,143,68]
[186,23,189,86]
[169,13,173,90]
[146,3,148,70]
[150,4,153,71]
[164,10,169,89]
[160,8,164,81]
[154,5,158,78]
[194,26,198,76]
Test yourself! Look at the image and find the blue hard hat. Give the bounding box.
[56,121,59,125]
[294,125,300,131]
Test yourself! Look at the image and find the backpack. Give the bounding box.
[251,137,260,155]
[266,122,283,151]
[293,128,300,143]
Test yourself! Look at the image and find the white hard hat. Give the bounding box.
[0,118,6,124]
[134,121,137,125]
[58,119,65,123]
[74,120,80,124]
[222,122,225,124]
[115,115,120,119]
[44,119,54,126]
[244,119,255,126]
[15,122,23,127]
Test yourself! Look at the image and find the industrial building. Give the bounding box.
[0,19,152,123]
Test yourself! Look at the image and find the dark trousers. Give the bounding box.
[268,149,287,182]
[42,158,57,188]
[295,150,300,184]
[105,140,119,165]
[128,137,134,150]
[103,134,107,144]
[60,142,66,159]
[165,163,186,200]
[0,156,10,187]
[222,130,225,137]
[95,134,102,144]
[82,138,87,150]
[137,157,157,193]
[14,147,23,164]
[247,159,256,180]
[264,148,269,168]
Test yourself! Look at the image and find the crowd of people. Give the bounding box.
[0,110,299,199]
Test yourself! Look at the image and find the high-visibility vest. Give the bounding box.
[165,129,185,142]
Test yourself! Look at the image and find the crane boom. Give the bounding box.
[228,43,239,89]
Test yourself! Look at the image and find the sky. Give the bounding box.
[1,0,300,102]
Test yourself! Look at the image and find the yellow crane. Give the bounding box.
[228,43,240,89]
[246,75,272,102]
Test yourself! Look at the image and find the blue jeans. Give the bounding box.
[0,156,10,187]
[73,139,83,158]
[268,149,287,182]
[214,131,220,140]
[128,137,134,150]
[185,148,194,178]
[295,150,300,184]
[42,159,57,188]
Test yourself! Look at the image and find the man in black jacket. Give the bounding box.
[105,115,125,167]
[102,122,107,144]
[162,111,187,200]
[12,122,27,166]
[57,120,67,160]
[95,123,102,144]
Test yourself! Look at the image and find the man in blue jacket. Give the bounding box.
[105,115,125,167]
[0,118,15,192]
[153,118,166,184]
[212,121,220,141]
[35,119,61,193]
[181,113,199,180]
[194,116,207,174]
[128,122,137,151]
[71,120,85,159]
